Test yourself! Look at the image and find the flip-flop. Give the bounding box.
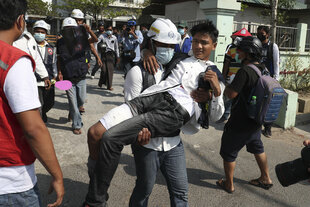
[249,178,273,190]
[216,179,235,194]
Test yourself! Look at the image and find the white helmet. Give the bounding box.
[33,20,50,33]
[147,18,181,44]
[62,17,78,28]
[71,9,84,19]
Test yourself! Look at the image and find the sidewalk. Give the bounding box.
[35,70,310,207]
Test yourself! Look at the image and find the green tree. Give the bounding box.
[27,0,58,16]
[58,0,148,25]
[262,0,296,42]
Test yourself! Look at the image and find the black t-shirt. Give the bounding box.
[225,63,265,132]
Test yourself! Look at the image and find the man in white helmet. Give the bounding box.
[13,17,51,121]
[71,9,102,72]
[83,20,225,207]
[33,20,57,122]
[124,18,189,206]
[57,17,90,135]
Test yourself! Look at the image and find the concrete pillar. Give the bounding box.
[112,20,116,27]
[275,89,298,129]
[296,23,308,52]
[199,0,241,70]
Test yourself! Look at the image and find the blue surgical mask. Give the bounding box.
[34,33,46,42]
[106,30,112,36]
[178,28,185,36]
[155,47,175,65]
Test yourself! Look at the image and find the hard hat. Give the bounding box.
[127,19,136,26]
[33,20,50,33]
[237,36,262,57]
[62,17,78,28]
[147,18,181,44]
[71,9,84,19]
[232,28,252,37]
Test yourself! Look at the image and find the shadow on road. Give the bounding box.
[37,173,88,207]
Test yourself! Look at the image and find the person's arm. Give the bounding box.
[273,43,280,81]
[56,56,63,81]
[224,68,247,99]
[134,30,144,44]
[222,58,230,81]
[85,24,98,43]
[90,43,103,67]
[114,36,120,58]
[15,110,64,207]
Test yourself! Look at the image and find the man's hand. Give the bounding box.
[44,78,51,90]
[142,49,159,74]
[204,70,221,97]
[303,139,310,147]
[57,73,63,81]
[137,128,151,145]
[47,178,64,207]
[97,58,103,68]
[191,88,212,103]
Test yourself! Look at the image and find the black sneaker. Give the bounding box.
[262,129,271,138]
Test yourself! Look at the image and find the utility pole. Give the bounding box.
[270,0,278,42]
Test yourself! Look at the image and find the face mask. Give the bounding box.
[178,28,185,36]
[235,53,241,63]
[257,33,267,41]
[106,30,112,36]
[33,33,46,42]
[155,47,174,65]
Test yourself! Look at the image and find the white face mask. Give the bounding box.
[34,33,46,42]
[155,47,175,65]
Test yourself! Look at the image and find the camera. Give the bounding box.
[275,146,310,187]
[126,27,131,32]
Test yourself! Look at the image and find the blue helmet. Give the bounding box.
[127,19,136,26]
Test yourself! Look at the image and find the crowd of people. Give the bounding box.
[0,0,309,207]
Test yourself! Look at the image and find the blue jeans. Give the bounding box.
[0,184,41,207]
[129,142,188,207]
[66,78,86,129]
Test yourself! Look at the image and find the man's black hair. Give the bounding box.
[190,20,218,43]
[257,25,270,35]
[0,0,27,30]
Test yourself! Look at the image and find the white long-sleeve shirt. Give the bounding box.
[141,56,225,135]
[13,32,49,87]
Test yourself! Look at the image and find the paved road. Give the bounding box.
[35,70,310,207]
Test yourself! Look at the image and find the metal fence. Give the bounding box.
[306,29,310,52]
[234,22,298,51]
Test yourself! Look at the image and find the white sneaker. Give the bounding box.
[91,76,94,79]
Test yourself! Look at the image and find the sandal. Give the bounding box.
[249,178,273,190]
[216,179,235,194]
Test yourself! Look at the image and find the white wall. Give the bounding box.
[165,1,205,22]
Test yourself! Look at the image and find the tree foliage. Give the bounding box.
[262,0,296,24]
[27,0,58,16]
[58,0,149,23]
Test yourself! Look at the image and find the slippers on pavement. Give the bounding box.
[216,179,235,194]
[249,178,273,190]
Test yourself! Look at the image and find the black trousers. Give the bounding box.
[85,92,190,206]
[38,85,55,117]
[98,51,116,89]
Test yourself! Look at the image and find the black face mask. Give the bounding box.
[257,33,267,41]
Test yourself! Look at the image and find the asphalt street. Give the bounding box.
[35,69,310,207]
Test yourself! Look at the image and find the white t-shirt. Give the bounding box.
[0,57,41,195]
